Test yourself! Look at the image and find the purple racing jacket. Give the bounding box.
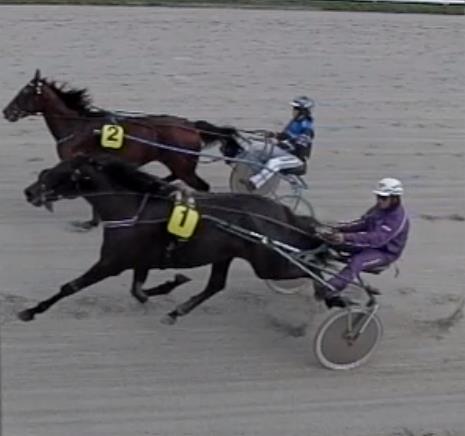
[336,204,410,259]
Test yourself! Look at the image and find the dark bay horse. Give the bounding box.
[21,155,328,323]
[3,69,239,228]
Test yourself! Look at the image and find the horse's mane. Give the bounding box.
[91,156,175,195]
[43,78,105,116]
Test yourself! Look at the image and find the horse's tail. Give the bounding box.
[194,120,243,158]
[194,120,238,142]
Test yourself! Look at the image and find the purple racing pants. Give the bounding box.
[327,249,396,293]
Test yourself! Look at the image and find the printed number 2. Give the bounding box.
[101,124,124,149]
[106,126,119,141]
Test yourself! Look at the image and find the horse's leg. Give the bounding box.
[163,173,177,183]
[17,260,121,322]
[71,207,100,231]
[130,268,150,304]
[130,266,191,302]
[143,274,191,297]
[88,207,101,227]
[185,174,210,192]
[176,159,210,192]
[162,259,232,325]
[84,207,100,229]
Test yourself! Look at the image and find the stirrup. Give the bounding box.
[325,295,356,309]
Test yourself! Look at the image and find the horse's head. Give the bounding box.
[4,70,93,122]
[24,155,100,210]
[24,154,172,210]
[3,69,47,122]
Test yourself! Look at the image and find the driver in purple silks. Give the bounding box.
[318,178,410,308]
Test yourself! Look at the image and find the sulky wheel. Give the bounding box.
[229,162,280,197]
[313,307,383,370]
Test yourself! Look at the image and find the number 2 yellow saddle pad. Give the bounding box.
[101,124,124,149]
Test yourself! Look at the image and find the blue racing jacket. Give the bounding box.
[284,117,314,141]
[280,117,314,158]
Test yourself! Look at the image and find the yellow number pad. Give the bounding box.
[101,124,124,149]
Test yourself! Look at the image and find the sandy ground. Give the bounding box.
[0,6,464,436]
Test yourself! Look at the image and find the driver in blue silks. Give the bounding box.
[247,96,315,190]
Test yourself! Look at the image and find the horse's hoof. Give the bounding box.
[132,290,148,304]
[70,220,98,231]
[161,313,177,325]
[17,309,35,322]
[137,295,148,304]
[174,274,191,286]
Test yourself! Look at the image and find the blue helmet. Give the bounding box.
[290,96,314,111]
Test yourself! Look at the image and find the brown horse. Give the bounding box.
[3,69,239,228]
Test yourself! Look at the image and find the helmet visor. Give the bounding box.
[373,189,391,197]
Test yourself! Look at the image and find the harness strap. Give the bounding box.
[204,214,325,257]
[56,133,75,145]
[102,193,150,229]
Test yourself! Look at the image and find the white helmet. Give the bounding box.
[373,177,404,197]
[290,96,314,110]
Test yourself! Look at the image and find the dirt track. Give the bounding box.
[1,6,464,436]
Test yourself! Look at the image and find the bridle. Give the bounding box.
[20,80,76,145]
[33,167,86,205]
[7,80,43,119]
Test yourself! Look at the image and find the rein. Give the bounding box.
[195,201,314,237]
[32,109,235,137]
[71,190,315,236]
[101,193,151,229]
[101,131,277,172]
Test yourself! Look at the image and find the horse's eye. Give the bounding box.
[24,82,41,95]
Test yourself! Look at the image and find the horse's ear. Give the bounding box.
[34,69,41,82]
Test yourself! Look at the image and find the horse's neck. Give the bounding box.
[41,91,80,141]
[84,185,148,222]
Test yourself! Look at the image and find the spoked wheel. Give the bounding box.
[276,194,314,217]
[229,162,280,196]
[313,307,383,370]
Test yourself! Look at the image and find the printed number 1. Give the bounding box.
[179,207,189,227]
